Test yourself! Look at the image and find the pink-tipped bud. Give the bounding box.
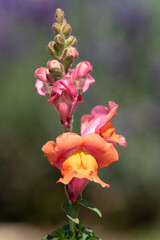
[74,61,93,79]
[62,24,71,37]
[55,8,64,24]
[55,34,65,48]
[64,47,79,60]
[34,67,50,83]
[52,22,61,34]
[65,36,77,47]
[48,60,64,80]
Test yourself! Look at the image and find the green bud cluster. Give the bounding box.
[47,8,78,74]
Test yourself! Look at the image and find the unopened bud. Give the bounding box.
[55,34,65,48]
[64,47,79,60]
[52,22,61,34]
[62,24,71,37]
[48,60,64,80]
[61,19,67,26]
[47,41,56,57]
[55,8,64,24]
[65,36,77,47]
[63,47,79,72]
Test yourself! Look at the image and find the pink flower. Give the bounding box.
[35,79,52,97]
[48,78,82,126]
[67,61,95,93]
[72,61,92,79]
[80,101,127,147]
[34,67,55,96]
[34,67,54,84]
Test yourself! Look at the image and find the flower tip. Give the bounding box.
[120,136,127,147]
[84,60,93,72]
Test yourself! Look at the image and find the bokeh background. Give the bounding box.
[0,0,160,239]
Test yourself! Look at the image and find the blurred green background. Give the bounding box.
[0,0,160,239]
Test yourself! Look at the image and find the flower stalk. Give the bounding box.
[34,7,127,240]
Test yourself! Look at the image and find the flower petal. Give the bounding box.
[99,122,127,147]
[83,133,119,168]
[82,74,95,93]
[35,79,46,96]
[91,174,110,188]
[42,133,83,169]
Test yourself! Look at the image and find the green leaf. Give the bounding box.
[79,199,102,218]
[82,232,88,240]
[41,225,73,240]
[62,201,79,224]
[41,234,54,240]
[66,214,79,224]
[76,223,102,240]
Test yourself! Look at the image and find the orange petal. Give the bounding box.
[41,141,58,167]
[99,122,115,139]
[42,132,83,169]
[99,122,127,147]
[58,151,99,185]
[91,173,110,188]
[57,172,76,185]
[83,133,119,169]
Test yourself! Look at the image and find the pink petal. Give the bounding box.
[80,102,118,136]
[82,74,95,93]
[35,79,46,96]
[51,77,78,99]
[34,67,49,83]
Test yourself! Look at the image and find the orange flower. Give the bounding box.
[42,132,118,203]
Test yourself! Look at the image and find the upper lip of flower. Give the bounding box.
[42,132,119,171]
[80,101,127,147]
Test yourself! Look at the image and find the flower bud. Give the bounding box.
[52,22,61,34]
[75,61,93,78]
[65,36,77,47]
[55,34,65,48]
[63,47,79,71]
[63,47,79,60]
[48,60,64,80]
[62,24,71,37]
[55,8,64,24]
[47,41,56,57]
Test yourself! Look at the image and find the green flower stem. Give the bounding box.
[70,218,76,239]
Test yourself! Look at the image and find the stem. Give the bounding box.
[70,218,76,239]
[63,116,73,132]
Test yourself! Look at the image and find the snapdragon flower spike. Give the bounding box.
[42,132,118,204]
[80,101,127,147]
[48,78,82,126]
[67,61,95,93]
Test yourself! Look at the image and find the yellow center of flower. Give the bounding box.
[59,151,98,184]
